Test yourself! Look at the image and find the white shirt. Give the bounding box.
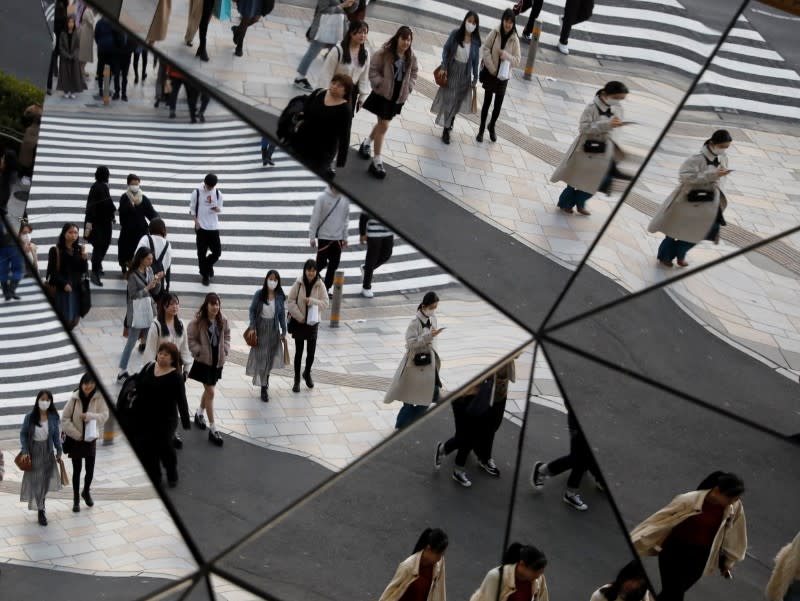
[33,422,49,441]
[135,234,172,271]
[261,301,276,319]
[190,185,223,231]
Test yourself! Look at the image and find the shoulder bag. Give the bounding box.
[583,140,607,154]
[412,318,433,365]
[45,246,61,299]
[287,284,301,334]
[57,456,70,486]
[14,451,32,472]
[687,189,715,203]
[62,400,79,455]
[79,273,92,317]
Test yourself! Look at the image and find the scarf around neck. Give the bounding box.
[127,189,143,205]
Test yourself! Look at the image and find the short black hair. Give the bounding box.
[204,173,218,188]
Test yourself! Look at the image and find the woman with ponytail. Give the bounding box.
[470,542,548,601]
[648,129,732,268]
[590,560,653,601]
[379,528,448,601]
[630,471,747,601]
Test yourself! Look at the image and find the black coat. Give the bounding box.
[84,181,116,237]
[47,244,88,289]
[118,193,158,267]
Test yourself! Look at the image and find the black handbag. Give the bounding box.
[688,189,715,203]
[413,352,432,366]
[79,274,92,317]
[583,140,607,154]
[287,316,297,335]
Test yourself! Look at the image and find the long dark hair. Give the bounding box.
[385,26,413,62]
[30,390,56,426]
[95,165,110,183]
[130,246,153,272]
[260,269,285,302]
[697,471,745,497]
[499,8,516,47]
[455,11,481,48]
[196,292,223,327]
[600,561,648,601]
[56,222,80,250]
[157,292,184,337]
[502,543,547,570]
[301,258,320,296]
[412,528,449,554]
[417,291,439,312]
[342,20,368,66]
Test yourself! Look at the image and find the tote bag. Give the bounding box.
[84,419,98,443]
[307,304,320,326]
[131,297,154,329]
[315,13,344,45]
[497,59,511,81]
[213,0,231,21]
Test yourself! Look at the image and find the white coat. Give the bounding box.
[317,43,371,104]
[766,531,800,601]
[470,564,548,601]
[61,389,109,441]
[384,310,441,406]
[378,551,446,601]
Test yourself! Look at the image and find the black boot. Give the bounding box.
[82,489,94,507]
[476,123,485,142]
[488,122,497,142]
[90,271,103,287]
[442,127,451,145]
[38,510,47,526]
[73,494,80,513]
[261,385,269,402]
[303,370,314,389]
[8,281,21,300]
[1,282,11,301]
[196,45,209,62]
[292,371,301,393]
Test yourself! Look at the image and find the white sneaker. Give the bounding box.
[558,43,569,55]
[360,264,365,276]
[361,288,374,298]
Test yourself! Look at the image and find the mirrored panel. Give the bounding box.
[542,339,800,601]
[211,573,272,601]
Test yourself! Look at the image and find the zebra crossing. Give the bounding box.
[25,113,453,299]
[380,0,800,120]
[0,279,86,429]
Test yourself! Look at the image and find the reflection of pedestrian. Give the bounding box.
[630,471,747,601]
[530,409,604,511]
[286,259,329,392]
[189,174,223,286]
[590,561,653,601]
[379,528,448,601]
[47,0,69,95]
[84,165,116,287]
[474,358,516,475]
[294,0,356,91]
[358,212,393,298]
[309,185,350,295]
[232,0,274,57]
[146,0,172,45]
[766,531,800,601]
[648,130,731,268]
[470,543,548,601]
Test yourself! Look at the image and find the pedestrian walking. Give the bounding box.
[130,342,191,487]
[109,23,134,101]
[1,151,23,301]
[184,0,206,48]
[165,63,202,121]
[378,528,448,601]
[477,9,520,143]
[118,173,158,277]
[146,0,172,45]
[78,6,94,79]
[345,0,368,23]
[316,20,371,113]
[767,531,800,601]
[384,291,443,429]
[57,16,87,99]
[231,0,274,57]
[590,561,653,601]
[61,373,108,513]
[431,11,481,145]
[118,247,164,381]
[309,185,350,296]
[359,26,418,179]
[83,165,116,287]
[551,81,629,216]
[190,174,223,286]
[136,218,172,294]
[46,0,69,95]
[19,221,39,277]
[434,375,493,487]
[47,223,89,330]
[470,543,549,601]
[648,130,732,268]
[530,409,604,511]
[293,0,357,91]
[473,357,517,476]
[94,16,116,98]
[557,0,594,55]
[286,259,329,392]
[133,45,149,83]
[19,104,43,178]
[358,211,394,298]
[188,292,231,446]
[630,471,747,601]
[18,390,63,526]
[245,270,287,402]
[261,136,276,167]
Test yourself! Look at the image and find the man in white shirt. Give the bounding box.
[309,185,350,297]
[189,173,222,286]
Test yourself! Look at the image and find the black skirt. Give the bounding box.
[189,360,223,385]
[68,439,97,459]
[481,68,509,95]
[363,83,404,121]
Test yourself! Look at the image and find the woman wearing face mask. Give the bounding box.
[118,247,163,381]
[630,471,747,601]
[477,9,520,143]
[47,222,89,330]
[378,528,448,601]
[359,26,418,179]
[470,543,549,601]
[19,222,38,277]
[19,390,63,526]
[384,291,443,429]
[287,259,329,393]
[118,173,158,277]
[590,561,654,601]
[188,292,231,447]
[648,130,732,268]
[431,11,481,145]
[246,270,287,402]
[61,373,108,513]
[551,80,629,216]
[316,20,371,114]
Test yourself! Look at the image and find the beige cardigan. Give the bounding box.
[480,28,521,77]
[630,490,747,577]
[378,551,446,601]
[187,315,231,368]
[61,389,109,441]
[766,531,800,601]
[470,564,548,601]
[286,278,329,323]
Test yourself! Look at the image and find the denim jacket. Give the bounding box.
[20,412,62,456]
[440,29,481,84]
[248,289,287,336]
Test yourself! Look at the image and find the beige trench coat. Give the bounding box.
[630,489,747,577]
[368,47,419,105]
[470,564,548,601]
[78,8,94,63]
[766,531,800,601]
[61,389,109,441]
[550,97,625,194]
[379,551,446,601]
[384,311,441,406]
[146,0,171,43]
[647,146,728,243]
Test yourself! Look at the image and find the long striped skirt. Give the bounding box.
[431,59,472,128]
[20,440,61,510]
[245,316,284,386]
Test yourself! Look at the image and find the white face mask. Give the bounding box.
[712,146,727,156]
[605,98,621,106]
[38,401,50,411]
[267,280,278,290]
[129,184,140,194]
[465,22,476,33]
[425,307,436,316]
[21,233,31,243]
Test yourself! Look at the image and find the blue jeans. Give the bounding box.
[0,244,24,283]
[119,326,147,371]
[557,186,593,210]
[657,237,695,263]
[297,41,328,77]
[395,403,429,429]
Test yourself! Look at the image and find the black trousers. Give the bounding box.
[519,0,545,35]
[474,400,505,462]
[96,49,116,93]
[198,0,214,49]
[91,224,113,274]
[443,399,481,468]
[547,427,601,488]
[71,454,96,497]
[293,326,319,377]
[135,426,178,485]
[657,541,710,601]
[315,239,342,291]
[362,236,394,289]
[133,49,148,78]
[195,228,221,277]
[561,0,594,44]
[480,88,506,129]
[114,51,133,94]
[46,47,60,91]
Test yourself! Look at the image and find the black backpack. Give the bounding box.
[116,363,153,428]
[276,89,323,145]
[147,234,169,275]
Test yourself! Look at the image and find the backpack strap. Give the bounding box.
[147,234,155,254]
[156,240,169,265]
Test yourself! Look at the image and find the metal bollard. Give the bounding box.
[329,269,345,328]
[102,413,116,445]
[102,64,111,105]
[523,19,542,81]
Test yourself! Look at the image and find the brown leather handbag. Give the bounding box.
[243,328,258,347]
[433,66,448,88]
[15,452,32,472]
